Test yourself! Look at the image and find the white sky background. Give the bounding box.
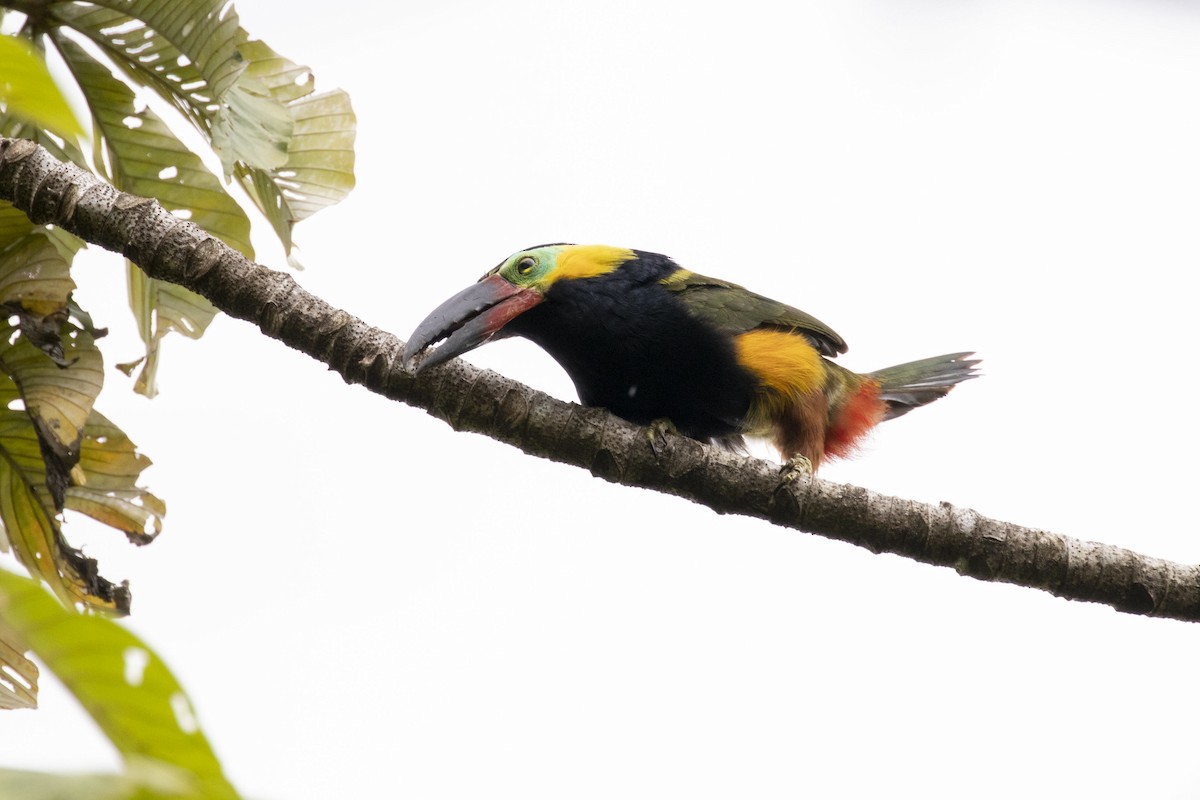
[5,0,1200,797]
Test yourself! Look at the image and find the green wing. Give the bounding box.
[660,269,848,357]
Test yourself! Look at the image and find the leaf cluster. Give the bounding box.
[0,2,356,790]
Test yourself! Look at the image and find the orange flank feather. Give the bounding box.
[733,329,891,466]
[734,329,831,466]
[733,329,825,398]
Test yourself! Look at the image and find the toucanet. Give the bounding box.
[404,244,978,471]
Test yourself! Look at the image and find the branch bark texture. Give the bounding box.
[3,136,1197,622]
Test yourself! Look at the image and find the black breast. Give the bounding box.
[506,267,757,441]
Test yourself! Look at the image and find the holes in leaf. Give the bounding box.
[0,664,32,693]
[177,54,191,67]
[122,115,143,129]
[0,15,25,36]
[100,20,144,36]
[99,141,113,176]
[123,647,149,687]
[158,166,179,180]
[7,398,24,412]
[170,209,193,220]
[132,87,153,115]
[170,692,199,734]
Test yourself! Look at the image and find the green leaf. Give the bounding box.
[234,38,356,253]
[52,34,250,395]
[211,77,293,176]
[55,36,254,257]
[0,34,85,141]
[0,112,90,171]
[52,0,247,108]
[0,568,240,799]
[43,5,352,258]
[53,1,294,173]
[123,263,218,398]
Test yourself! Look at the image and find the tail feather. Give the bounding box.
[869,352,980,420]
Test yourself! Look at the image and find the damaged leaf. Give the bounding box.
[0,569,239,797]
[0,334,162,614]
[234,37,356,256]
[67,412,165,547]
[0,613,38,710]
[54,34,250,396]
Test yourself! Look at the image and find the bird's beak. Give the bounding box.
[403,274,543,373]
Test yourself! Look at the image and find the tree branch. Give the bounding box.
[3,136,1197,622]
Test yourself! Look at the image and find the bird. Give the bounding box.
[403,244,978,472]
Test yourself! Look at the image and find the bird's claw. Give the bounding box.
[645,418,678,459]
[779,454,813,483]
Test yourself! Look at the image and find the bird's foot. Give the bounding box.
[645,418,679,459]
[779,454,814,483]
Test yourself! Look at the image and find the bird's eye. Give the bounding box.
[516,256,537,274]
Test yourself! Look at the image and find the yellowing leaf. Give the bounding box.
[0,317,104,491]
[0,347,163,614]
[67,411,165,545]
[0,228,78,315]
[0,204,35,255]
